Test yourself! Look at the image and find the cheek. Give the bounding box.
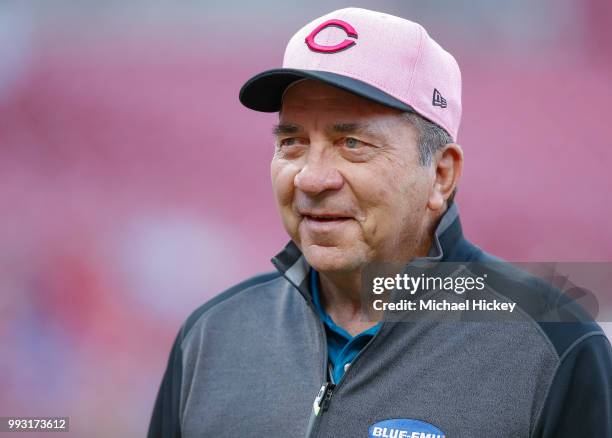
[271,159,303,241]
[270,159,295,207]
[368,186,398,230]
[271,160,306,243]
[357,166,408,211]
[358,164,430,226]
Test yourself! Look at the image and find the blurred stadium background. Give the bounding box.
[0,0,610,436]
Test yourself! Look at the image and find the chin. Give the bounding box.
[301,244,363,273]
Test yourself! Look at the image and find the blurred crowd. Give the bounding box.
[0,1,610,435]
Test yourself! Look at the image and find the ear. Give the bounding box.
[428,143,463,211]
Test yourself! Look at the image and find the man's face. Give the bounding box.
[271,80,436,274]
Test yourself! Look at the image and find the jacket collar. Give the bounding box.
[271,202,465,301]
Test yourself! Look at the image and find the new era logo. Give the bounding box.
[432,88,447,108]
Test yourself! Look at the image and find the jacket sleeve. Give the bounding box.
[148,330,184,438]
[533,333,612,437]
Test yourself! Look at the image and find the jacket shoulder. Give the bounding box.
[146,271,283,438]
[182,271,282,338]
[468,245,606,356]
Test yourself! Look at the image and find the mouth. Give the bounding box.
[300,213,353,231]
[305,215,350,220]
[301,212,352,222]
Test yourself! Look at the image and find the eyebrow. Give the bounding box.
[328,122,374,136]
[272,123,303,135]
[272,122,381,138]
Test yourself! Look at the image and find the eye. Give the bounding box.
[346,138,359,149]
[277,137,309,148]
[279,138,297,147]
[341,137,366,149]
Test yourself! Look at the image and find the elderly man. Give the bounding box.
[148,8,611,438]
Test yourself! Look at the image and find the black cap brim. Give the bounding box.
[239,68,415,113]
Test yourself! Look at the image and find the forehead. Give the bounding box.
[280,79,402,121]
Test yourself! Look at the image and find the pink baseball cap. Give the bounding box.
[239,7,462,140]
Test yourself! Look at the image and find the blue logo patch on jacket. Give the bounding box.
[369,419,445,438]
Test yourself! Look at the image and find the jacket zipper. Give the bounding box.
[304,296,331,438]
[304,306,388,438]
[304,382,335,438]
[274,264,387,438]
[276,249,444,437]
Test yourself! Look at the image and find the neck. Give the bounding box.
[316,214,442,335]
[318,269,379,336]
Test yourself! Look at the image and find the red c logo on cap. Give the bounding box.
[305,19,358,53]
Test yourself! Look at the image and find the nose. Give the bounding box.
[294,151,344,195]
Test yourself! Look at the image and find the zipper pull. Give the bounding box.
[312,383,327,416]
[313,382,335,416]
[306,383,335,438]
[321,383,335,412]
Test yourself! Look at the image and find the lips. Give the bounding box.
[300,212,353,233]
[299,210,353,221]
[303,214,351,221]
